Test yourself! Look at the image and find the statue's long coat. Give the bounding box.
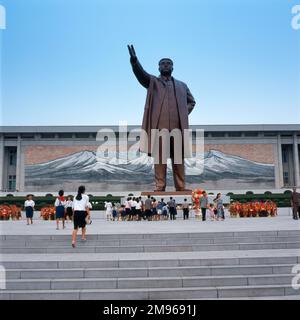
[131,60,196,157]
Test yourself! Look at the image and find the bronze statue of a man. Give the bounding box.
[128,45,196,191]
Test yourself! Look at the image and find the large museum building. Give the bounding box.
[0,124,299,193]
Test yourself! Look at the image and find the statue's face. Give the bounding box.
[159,59,173,76]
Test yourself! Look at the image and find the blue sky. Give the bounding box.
[0,0,299,126]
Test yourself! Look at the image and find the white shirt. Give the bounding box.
[54,197,66,207]
[124,200,131,209]
[24,200,35,208]
[129,199,134,207]
[131,200,137,208]
[73,194,89,211]
[135,202,142,210]
[105,202,113,212]
[65,200,73,208]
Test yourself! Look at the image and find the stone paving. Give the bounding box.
[0,209,298,236]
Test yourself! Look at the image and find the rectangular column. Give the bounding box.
[0,135,4,191]
[277,134,284,188]
[19,145,25,192]
[293,134,300,187]
[15,135,21,192]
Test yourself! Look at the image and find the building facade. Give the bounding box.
[0,125,299,192]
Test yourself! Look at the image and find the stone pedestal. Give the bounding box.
[141,191,192,196]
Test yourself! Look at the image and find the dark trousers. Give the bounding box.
[169,207,176,220]
[183,208,189,220]
[201,208,207,221]
[292,205,300,219]
[145,209,152,220]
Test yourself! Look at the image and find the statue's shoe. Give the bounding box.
[154,189,165,192]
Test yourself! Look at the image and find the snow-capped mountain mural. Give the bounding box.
[25,149,275,190]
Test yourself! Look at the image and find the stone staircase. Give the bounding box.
[1,230,300,299]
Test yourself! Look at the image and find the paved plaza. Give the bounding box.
[0,209,298,236]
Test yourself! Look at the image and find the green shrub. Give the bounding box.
[284,190,292,195]
[0,195,119,210]
[45,193,54,197]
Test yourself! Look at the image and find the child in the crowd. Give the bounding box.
[124,197,131,220]
[104,201,113,221]
[112,203,118,221]
[24,194,35,225]
[152,198,159,221]
[214,193,225,221]
[54,190,66,230]
[120,205,127,221]
[130,197,137,221]
[208,203,215,221]
[65,196,73,222]
[135,199,142,221]
[86,201,92,225]
[156,200,163,220]
[182,198,190,220]
[162,204,169,220]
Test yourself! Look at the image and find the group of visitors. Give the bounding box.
[24,193,75,227]
[53,189,92,230]
[24,186,91,248]
[104,195,177,221]
[200,191,225,221]
[103,192,225,221]
[104,195,178,221]
[19,186,300,249]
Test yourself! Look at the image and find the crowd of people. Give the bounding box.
[23,188,227,247]
[105,196,179,221]
[104,192,226,222]
[17,186,300,248]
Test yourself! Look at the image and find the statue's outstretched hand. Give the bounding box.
[127,44,137,64]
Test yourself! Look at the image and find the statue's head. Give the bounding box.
[158,58,173,77]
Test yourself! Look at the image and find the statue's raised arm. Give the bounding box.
[127,44,137,64]
[127,44,151,89]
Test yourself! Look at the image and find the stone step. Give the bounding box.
[2,241,300,254]
[5,263,295,279]
[2,274,295,291]
[0,284,298,300]
[2,254,299,269]
[1,229,300,241]
[2,235,300,247]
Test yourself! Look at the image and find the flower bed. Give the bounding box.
[40,206,56,220]
[0,205,22,220]
[229,200,277,218]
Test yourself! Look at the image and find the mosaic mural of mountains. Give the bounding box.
[25,150,275,187]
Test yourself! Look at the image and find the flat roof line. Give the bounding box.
[0,124,300,134]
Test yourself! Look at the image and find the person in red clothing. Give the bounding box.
[54,190,66,230]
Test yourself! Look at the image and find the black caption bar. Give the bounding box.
[0,300,296,319]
